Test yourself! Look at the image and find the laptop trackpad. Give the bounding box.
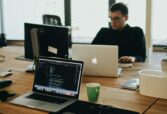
[27,100,45,107]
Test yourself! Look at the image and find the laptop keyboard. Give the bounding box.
[26,93,68,104]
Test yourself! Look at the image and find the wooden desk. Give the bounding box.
[0,46,32,72]
[83,62,161,88]
[0,46,166,114]
[0,71,156,114]
[146,99,167,114]
[79,84,157,113]
[0,72,48,114]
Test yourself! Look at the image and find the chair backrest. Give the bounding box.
[43,14,62,26]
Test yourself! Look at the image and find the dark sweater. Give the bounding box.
[92,24,146,62]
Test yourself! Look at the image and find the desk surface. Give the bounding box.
[145,99,167,114]
[0,45,166,114]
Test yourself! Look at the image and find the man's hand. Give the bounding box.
[119,56,136,63]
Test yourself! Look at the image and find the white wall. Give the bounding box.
[152,0,167,43]
[3,0,64,40]
[0,0,3,33]
[71,0,108,42]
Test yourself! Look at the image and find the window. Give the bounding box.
[116,0,146,33]
[71,0,108,43]
[152,0,167,44]
[3,0,64,40]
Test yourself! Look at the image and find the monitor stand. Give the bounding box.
[15,55,33,62]
[25,64,35,72]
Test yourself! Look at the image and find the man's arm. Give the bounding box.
[134,27,146,62]
[119,27,146,63]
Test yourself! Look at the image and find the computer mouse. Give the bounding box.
[119,63,133,68]
[25,64,35,72]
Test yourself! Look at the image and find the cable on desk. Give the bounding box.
[142,98,159,114]
[0,55,5,62]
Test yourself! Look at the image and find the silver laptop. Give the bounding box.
[72,44,122,77]
[10,57,84,112]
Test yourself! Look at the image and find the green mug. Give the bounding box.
[86,83,100,102]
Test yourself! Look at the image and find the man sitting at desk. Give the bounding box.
[92,2,146,63]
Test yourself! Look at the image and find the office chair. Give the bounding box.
[43,14,62,26]
[42,14,72,47]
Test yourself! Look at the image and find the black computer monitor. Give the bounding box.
[24,23,70,60]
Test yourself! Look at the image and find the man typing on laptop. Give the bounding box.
[92,2,146,63]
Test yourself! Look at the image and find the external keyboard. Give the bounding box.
[50,100,139,114]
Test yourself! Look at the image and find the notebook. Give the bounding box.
[10,57,84,112]
[121,78,139,90]
[72,44,122,77]
[0,68,12,77]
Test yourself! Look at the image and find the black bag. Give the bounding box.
[0,33,7,47]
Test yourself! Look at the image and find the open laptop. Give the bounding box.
[10,57,84,112]
[72,44,122,77]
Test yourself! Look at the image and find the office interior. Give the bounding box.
[0,0,167,114]
[0,0,167,63]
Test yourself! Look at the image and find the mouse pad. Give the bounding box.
[49,100,139,114]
